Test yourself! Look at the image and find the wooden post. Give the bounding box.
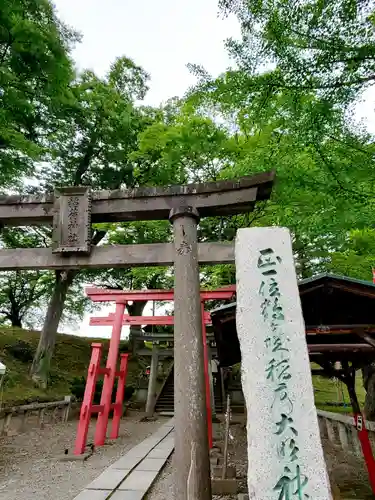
[201,301,213,448]
[222,394,231,480]
[207,343,217,422]
[110,353,129,439]
[20,410,28,432]
[2,412,12,436]
[220,367,226,411]
[94,303,125,446]
[74,343,102,455]
[64,395,72,422]
[38,408,45,429]
[170,206,211,500]
[146,344,159,417]
[52,406,59,423]
[344,366,375,495]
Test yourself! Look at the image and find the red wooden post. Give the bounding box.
[110,353,129,439]
[74,343,102,455]
[94,301,126,446]
[354,413,375,494]
[201,301,213,449]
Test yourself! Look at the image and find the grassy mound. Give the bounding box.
[0,327,147,406]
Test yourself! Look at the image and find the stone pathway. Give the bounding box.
[73,419,174,500]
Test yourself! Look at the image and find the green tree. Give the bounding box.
[88,220,174,353]
[329,229,375,280]
[220,0,375,106]
[30,56,153,386]
[0,0,78,187]
[0,226,90,329]
[190,0,375,414]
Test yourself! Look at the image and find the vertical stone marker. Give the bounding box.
[236,227,331,500]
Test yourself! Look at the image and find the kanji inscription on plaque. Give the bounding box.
[52,186,92,254]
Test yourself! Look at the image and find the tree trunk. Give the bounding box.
[9,309,22,328]
[362,363,375,420]
[11,316,22,328]
[127,300,147,354]
[30,270,76,388]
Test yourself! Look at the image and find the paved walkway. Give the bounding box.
[73,419,174,500]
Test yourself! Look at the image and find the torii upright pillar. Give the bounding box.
[170,206,211,500]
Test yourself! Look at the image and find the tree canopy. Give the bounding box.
[0,0,374,391]
[0,0,79,187]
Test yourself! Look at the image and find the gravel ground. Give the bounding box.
[0,411,167,500]
[1,411,373,500]
[146,420,375,500]
[146,421,247,500]
[323,436,374,499]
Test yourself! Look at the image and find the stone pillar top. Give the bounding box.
[169,206,200,223]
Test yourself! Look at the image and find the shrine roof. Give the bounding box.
[210,273,375,367]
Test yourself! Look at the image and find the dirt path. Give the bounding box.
[0,412,167,500]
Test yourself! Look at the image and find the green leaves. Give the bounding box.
[183,0,375,286]
[0,0,78,187]
[108,57,150,101]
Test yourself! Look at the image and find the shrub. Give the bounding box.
[69,376,135,403]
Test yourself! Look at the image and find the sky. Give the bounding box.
[53,0,241,107]
[53,0,240,338]
[52,0,374,339]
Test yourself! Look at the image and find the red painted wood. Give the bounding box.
[74,343,103,455]
[354,413,375,494]
[78,286,235,453]
[94,302,126,446]
[85,286,235,303]
[110,353,129,439]
[91,404,104,413]
[89,311,211,327]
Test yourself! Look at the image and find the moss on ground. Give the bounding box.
[0,327,147,406]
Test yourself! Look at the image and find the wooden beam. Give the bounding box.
[0,172,275,226]
[354,328,375,349]
[306,324,375,335]
[89,311,211,326]
[331,282,375,300]
[85,286,235,302]
[308,344,375,353]
[0,242,235,270]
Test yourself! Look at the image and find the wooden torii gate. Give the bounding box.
[0,172,275,500]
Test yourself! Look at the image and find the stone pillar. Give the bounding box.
[236,227,331,499]
[169,207,211,500]
[145,343,159,417]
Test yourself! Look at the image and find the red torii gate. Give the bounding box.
[74,285,235,455]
